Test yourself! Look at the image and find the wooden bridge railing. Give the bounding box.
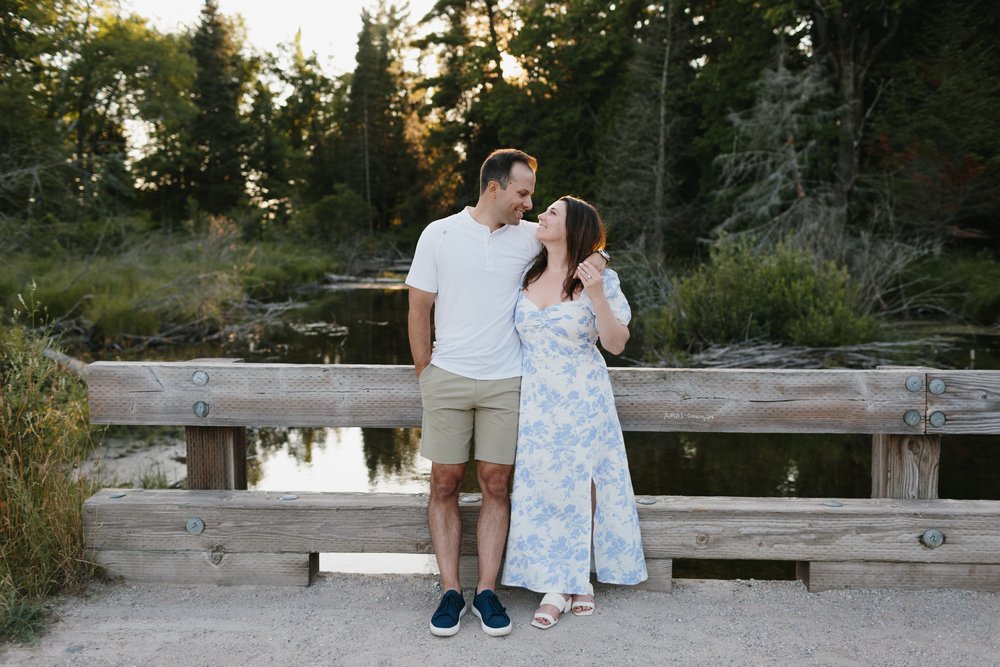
[82,362,1000,592]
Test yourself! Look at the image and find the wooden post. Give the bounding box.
[183,358,247,490]
[871,432,940,499]
[870,366,940,500]
[803,367,941,591]
[185,426,247,490]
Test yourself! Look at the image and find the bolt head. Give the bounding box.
[920,528,945,548]
[186,518,205,535]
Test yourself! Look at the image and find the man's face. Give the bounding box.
[493,162,535,226]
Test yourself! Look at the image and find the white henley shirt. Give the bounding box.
[405,207,541,380]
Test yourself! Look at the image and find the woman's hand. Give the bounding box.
[575,260,606,300]
[575,262,630,355]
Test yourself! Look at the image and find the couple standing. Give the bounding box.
[406,148,647,637]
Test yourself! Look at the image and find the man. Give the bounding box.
[406,149,608,637]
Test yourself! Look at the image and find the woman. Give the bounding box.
[501,196,646,629]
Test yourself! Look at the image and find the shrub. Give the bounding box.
[661,239,878,351]
[0,304,99,641]
[919,251,1000,325]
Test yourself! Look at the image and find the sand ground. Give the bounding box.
[2,574,998,666]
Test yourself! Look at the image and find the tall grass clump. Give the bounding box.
[1,300,99,642]
[650,239,878,353]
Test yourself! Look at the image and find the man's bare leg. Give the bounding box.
[475,460,512,593]
[429,462,466,592]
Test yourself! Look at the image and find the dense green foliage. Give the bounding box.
[655,239,878,352]
[0,313,99,642]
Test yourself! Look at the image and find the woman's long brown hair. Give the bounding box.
[523,196,607,301]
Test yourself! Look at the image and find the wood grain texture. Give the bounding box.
[801,561,1000,592]
[871,433,940,499]
[86,362,928,434]
[84,490,1000,565]
[633,558,673,593]
[926,371,1000,434]
[185,426,247,490]
[88,549,317,586]
[635,496,1000,563]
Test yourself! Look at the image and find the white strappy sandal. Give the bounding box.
[530,592,571,629]
[571,583,595,616]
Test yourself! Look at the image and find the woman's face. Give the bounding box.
[536,200,567,245]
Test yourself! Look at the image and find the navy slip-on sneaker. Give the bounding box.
[472,589,512,636]
[430,589,467,637]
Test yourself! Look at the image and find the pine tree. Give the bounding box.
[713,48,841,255]
[342,2,421,232]
[188,0,248,215]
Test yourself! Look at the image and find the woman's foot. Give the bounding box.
[531,593,571,629]
[571,583,595,616]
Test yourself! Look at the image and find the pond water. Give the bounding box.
[98,283,1000,579]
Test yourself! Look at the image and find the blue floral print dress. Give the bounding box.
[501,269,647,594]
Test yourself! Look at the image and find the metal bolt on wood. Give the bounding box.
[920,528,945,548]
[193,401,210,418]
[929,379,946,395]
[186,518,205,535]
[636,497,657,505]
[929,411,947,428]
[903,409,921,427]
[192,370,209,386]
[905,375,922,392]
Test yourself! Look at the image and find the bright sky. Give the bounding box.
[122,0,438,75]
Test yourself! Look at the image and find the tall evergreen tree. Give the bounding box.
[867,0,1000,245]
[0,0,84,220]
[596,2,694,258]
[511,0,643,204]
[188,0,248,215]
[713,49,840,255]
[416,0,518,208]
[343,2,422,232]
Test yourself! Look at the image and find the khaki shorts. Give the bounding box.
[418,364,521,465]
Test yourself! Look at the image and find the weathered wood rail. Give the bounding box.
[83,362,1000,592]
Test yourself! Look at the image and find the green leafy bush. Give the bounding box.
[659,239,878,351]
[919,251,1000,325]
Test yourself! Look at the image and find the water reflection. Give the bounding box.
[248,425,429,493]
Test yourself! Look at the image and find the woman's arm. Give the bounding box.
[576,261,630,355]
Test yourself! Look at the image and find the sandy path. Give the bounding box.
[3,575,997,666]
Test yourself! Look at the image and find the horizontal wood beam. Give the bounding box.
[89,550,317,586]
[84,490,1000,566]
[799,561,1000,592]
[86,362,940,434]
[926,372,1000,434]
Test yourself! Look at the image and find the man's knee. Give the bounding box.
[477,463,512,499]
[430,464,465,500]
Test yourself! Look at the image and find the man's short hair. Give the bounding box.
[479,148,538,194]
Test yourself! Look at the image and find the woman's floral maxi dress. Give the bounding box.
[502,269,647,594]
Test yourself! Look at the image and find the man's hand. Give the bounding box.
[408,287,436,378]
[584,250,609,273]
